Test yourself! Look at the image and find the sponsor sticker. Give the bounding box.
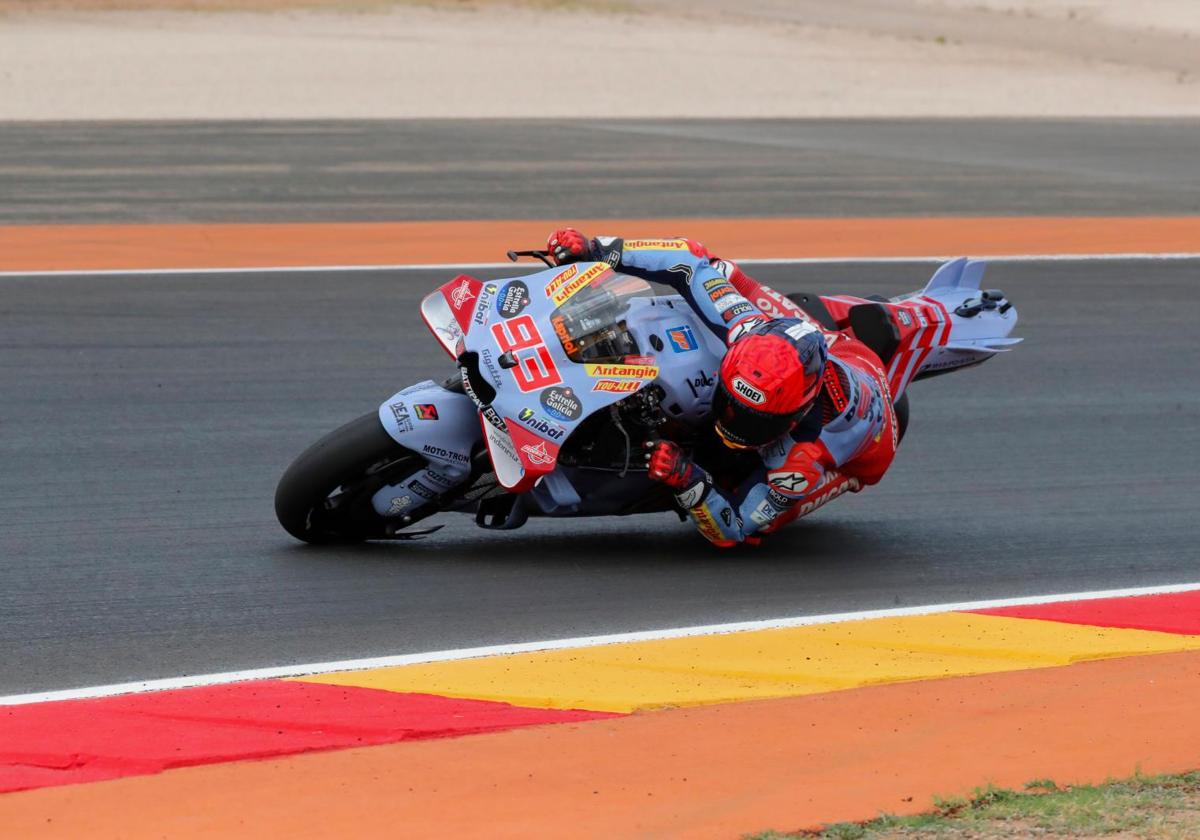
[422,443,470,464]
[731,376,766,405]
[713,294,742,314]
[540,386,582,421]
[709,286,737,303]
[473,284,497,325]
[542,265,577,298]
[684,369,715,399]
[480,404,506,431]
[521,441,555,466]
[593,379,641,393]
[666,325,698,353]
[551,314,581,356]
[702,277,728,292]
[484,422,523,479]
[766,487,792,508]
[449,277,476,311]
[414,404,439,421]
[407,479,437,500]
[480,348,503,386]
[548,262,609,306]
[584,362,659,379]
[496,280,531,319]
[897,309,913,327]
[749,498,781,527]
[721,302,755,323]
[460,366,484,407]
[516,407,565,440]
[388,401,413,433]
[385,496,413,516]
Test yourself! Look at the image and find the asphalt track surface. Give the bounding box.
[3,257,1198,694]
[2,118,1200,223]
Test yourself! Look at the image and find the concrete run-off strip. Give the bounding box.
[2,216,1200,272]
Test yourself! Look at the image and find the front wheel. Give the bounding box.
[275,412,426,544]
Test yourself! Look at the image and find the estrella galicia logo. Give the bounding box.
[539,386,582,421]
[666,324,698,353]
[496,280,531,319]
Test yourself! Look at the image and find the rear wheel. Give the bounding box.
[274,412,427,544]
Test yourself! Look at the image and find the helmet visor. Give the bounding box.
[712,382,802,448]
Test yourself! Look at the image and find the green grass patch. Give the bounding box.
[748,770,1200,838]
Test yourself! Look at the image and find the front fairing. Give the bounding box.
[421,264,661,493]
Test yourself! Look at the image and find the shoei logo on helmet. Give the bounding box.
[731,376,766,405]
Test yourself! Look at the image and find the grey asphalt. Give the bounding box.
[2,258,1198,694]
[2,118,1199,223]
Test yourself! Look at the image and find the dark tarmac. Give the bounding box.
[2,118,1199,224]
[3,258,1197,694]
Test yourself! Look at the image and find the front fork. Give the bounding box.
[372,379,483,518]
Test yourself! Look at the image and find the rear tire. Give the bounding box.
[275,412,423,544]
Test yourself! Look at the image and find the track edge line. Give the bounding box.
[4,581,1199,706]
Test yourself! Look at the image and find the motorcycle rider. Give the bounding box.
[547,227,898,548]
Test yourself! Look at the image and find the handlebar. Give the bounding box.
[506,248,556,268]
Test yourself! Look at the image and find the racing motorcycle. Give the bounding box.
[274,251,1019,543]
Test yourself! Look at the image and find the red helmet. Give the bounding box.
[713,319,827,448]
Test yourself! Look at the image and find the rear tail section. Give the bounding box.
[821,258,1021,399]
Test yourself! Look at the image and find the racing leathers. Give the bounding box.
[559,232,898,548]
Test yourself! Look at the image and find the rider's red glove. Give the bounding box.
[547,228,593,265]
[644,440,696,489]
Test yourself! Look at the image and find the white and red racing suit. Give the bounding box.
[588,235,899,547]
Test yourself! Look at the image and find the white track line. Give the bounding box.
[3,581,1198,707]
[1,252,1198,278]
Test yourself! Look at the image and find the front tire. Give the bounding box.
[275,412,423,544]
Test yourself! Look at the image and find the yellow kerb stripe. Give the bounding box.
[294,613,1200,713]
